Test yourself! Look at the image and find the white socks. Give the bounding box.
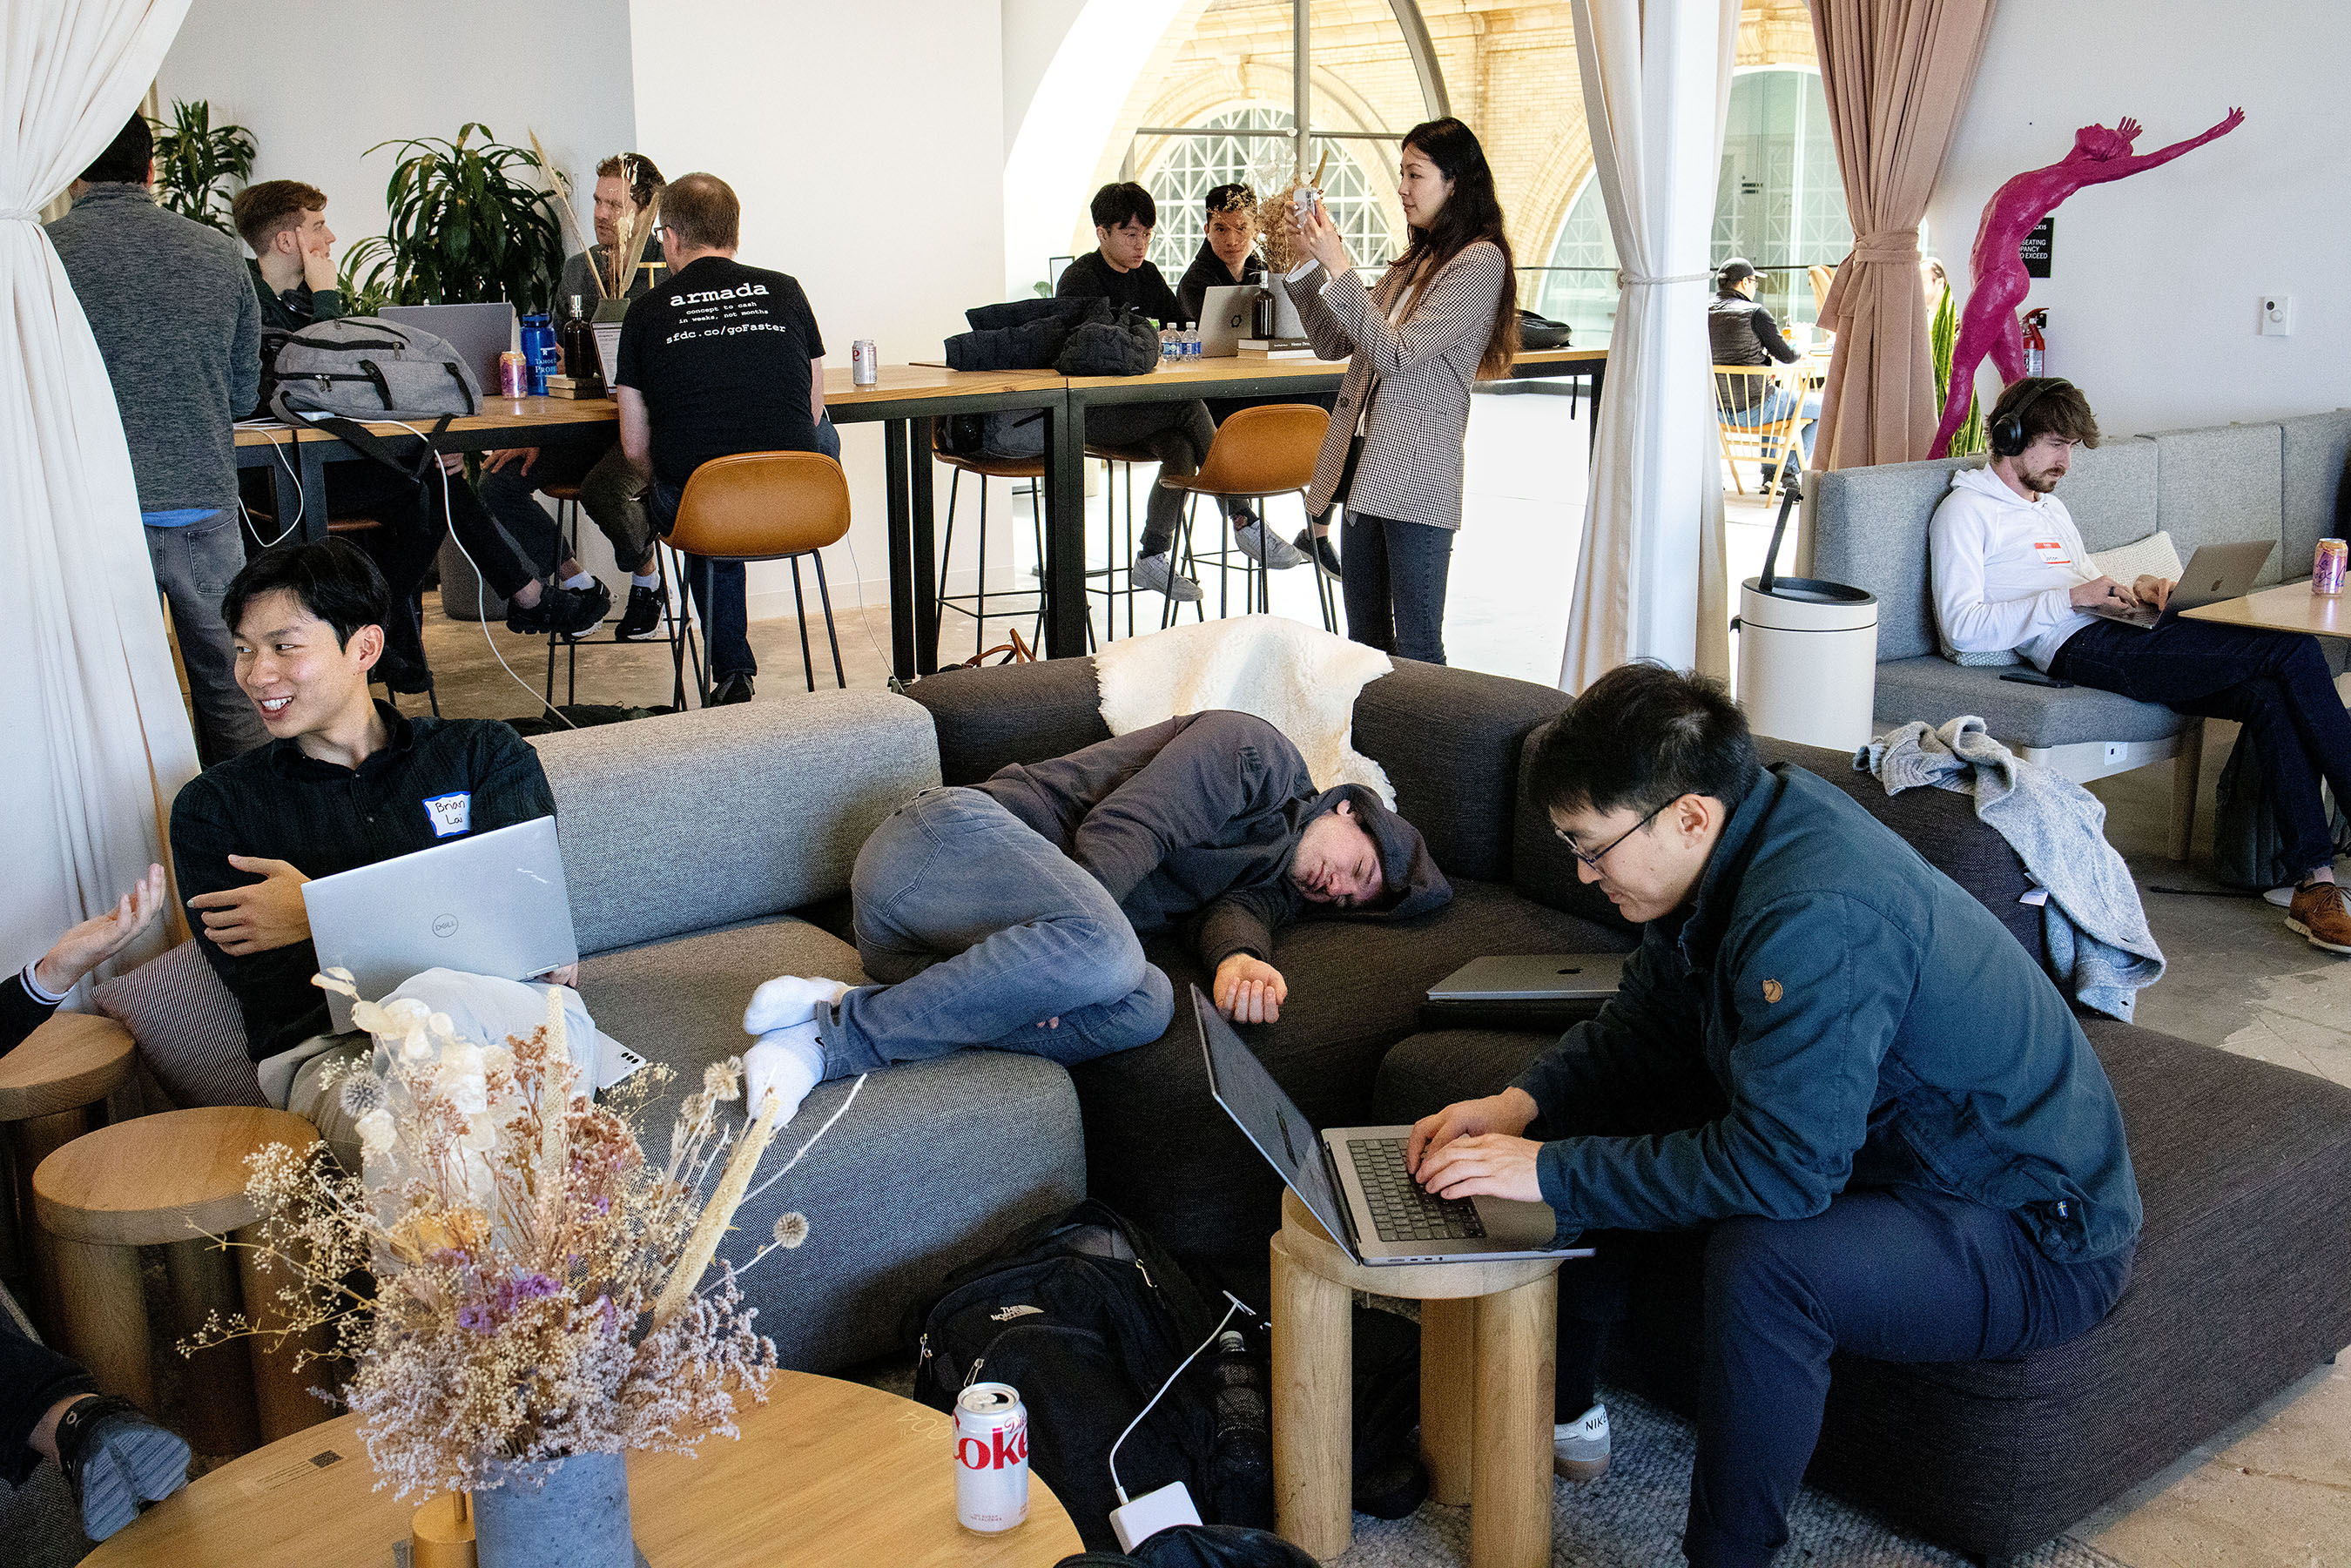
[632,569,660,589]
[743,1020,825,1123]
[562,570,596,590]
[744,974,851,1035]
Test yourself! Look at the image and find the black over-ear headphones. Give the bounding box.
[1989,377,2072,458]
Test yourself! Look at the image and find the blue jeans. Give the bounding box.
[2052,614,2351,874]
[815,788,1174,1076]
[146,511,267,764]
[1341,511,1454,664]
[1721,385,1819,471]
[1557,1188,2132,1567]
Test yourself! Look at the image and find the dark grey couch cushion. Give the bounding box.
[1871,654,2191,748]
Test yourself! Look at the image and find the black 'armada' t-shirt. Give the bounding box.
[614,254,825,488]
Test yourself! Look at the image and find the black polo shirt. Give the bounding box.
[170,703,557,1060]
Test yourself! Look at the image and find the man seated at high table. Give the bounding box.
[170,541,577,1147]
[1707,257,1815,486]
[1406,663,2140,1568]
[480,151,672,643]
[1057,180,1303,601]
[1175,181,1268,324]
[1931,376,2351,954]
[232,180,605,681]
[737,710,1452,1121]
[614,172,832,707]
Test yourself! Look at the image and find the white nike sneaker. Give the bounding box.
[1232,519,1308,569]
[1553,1402,1609,1481]
[1132,551,1203,602]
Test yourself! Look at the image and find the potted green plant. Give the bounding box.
[342,123,565,310]
[148,98,254,237]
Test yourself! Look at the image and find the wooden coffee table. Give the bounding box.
[2181,582,2351,638]
[83,1370,1082,1566]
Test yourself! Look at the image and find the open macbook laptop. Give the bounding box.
[379,302,516,400]
[2092,539,2274,629]
[1196,986,1589,1266]
[1428,954,1626,1005]
[302,817,578,1035]
[1197,284,1262,357]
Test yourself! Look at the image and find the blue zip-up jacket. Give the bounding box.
[1512,764,2141,1262]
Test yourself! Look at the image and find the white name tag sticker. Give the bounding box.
[423,791,473,838]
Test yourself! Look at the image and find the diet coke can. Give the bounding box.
[954,1382,1030,1533]
[2314,538,2348,598]
[852,339,879,387]
[497,350,529,399]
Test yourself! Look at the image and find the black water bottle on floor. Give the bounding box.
[1205,1328,1274,1527]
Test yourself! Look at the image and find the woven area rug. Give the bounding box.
[1335,1387,2126,1568]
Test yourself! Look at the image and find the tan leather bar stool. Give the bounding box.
[34,1107,329,1452]
[933,428,1048,663]
[0,1013,137,1339]
[663,451,853,705]
[1159,404,1335,633]
[1270,1188,1560,1568]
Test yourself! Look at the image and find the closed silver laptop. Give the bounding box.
[1196,987,1588,1266]
[302,817,578,1033]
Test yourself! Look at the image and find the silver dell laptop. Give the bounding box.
[302,817,578,1033]
[1196,987,1588,1266]
[1428,954,1627,1005]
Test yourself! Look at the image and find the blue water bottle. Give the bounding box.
[519,313,560,396]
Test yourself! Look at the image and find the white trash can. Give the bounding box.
[1736,575,1879,752]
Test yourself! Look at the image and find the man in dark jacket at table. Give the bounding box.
[1408,663,2140,1568]
[1175,182,1269,323]
[740,710,1450,1120]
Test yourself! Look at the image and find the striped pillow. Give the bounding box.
[92,941,266,1108]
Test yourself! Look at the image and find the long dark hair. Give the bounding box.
[1388,118,1518,379]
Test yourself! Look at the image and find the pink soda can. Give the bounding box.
[497,350,529,399]
[2314,538,2347,598]
[954,1382,1031,1533]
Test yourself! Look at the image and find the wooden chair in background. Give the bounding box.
[1712,366,1804,501]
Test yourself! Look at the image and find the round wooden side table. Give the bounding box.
[0,1012,138,1339]
[32,1106,327,1452]
[81,1370,1084,1567]
[1270,1188,1563,1568]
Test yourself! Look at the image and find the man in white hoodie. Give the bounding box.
[1930,377,2351,956]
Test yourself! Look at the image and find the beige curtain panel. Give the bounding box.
[1,0,199,992]
[1808,0,1999,470]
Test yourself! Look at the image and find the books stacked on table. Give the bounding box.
[545,373,606,400]
[1238,338,1317,360]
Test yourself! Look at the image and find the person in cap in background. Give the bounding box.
[738,710,1451,1121]
[1176,182,1267,323]
[1708,258,1818,486]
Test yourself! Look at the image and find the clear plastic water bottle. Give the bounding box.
[1183,324,1201,358]
[1158,323,1176,361]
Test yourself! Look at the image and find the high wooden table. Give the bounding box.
[2180,581,2351,639]
[83,1370,1082,1567]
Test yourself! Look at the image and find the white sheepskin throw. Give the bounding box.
[1093,615,1397,803]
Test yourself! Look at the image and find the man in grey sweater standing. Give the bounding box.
[48,114,265,764]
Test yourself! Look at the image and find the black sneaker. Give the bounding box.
[55,1394,189,1542]
[1293,528,1342,578]
[506,581,608,638]
[616,581,669,641]
[372,651,435,694]
[710,674,756,706]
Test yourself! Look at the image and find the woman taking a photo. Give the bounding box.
[1282,117,1517,664]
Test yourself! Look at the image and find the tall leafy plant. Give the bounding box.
[1931,285,1985,457]
[342,124,563,311]
[149,98,254,237]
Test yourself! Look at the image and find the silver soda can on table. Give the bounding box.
[852,339,879,387]
[954,1381,1030,1533]
[2314,538,2347,598]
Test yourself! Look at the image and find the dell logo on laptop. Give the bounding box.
[432,914,461,939]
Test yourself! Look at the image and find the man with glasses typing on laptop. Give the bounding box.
[169,541,573,1156]
[1931,376,2351,953]
[1405,663,2141,1568]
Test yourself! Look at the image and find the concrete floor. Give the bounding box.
[395,389,2349,1567]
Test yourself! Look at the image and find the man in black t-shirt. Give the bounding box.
[615,172,829,704]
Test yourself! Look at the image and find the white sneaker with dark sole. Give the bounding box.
[1132,551,1203,602]
[1553,1401,1609,1481]
[1232,519,1308,569]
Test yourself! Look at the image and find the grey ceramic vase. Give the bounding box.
[472,1452,635,1568]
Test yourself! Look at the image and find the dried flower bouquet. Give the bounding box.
[194,972,844,1501]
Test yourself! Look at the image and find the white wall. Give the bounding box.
[630,0,1006,623]
[1924,0,2348,438]
[156,0,638,277]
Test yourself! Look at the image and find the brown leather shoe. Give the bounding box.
[2287,881,2351,954]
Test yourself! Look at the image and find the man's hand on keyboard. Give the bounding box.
[1414,1133,1542,1204]
[1406,1087,1538,1176]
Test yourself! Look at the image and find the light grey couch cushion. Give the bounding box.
[1873,655,2193,749]
[530,693,940,954]
[2051,437,2161,551]
[2279,410,2351,581]
[2138,422,2287,583]
[578,913,1087,1372]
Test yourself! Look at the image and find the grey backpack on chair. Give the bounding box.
[267,314,483,421]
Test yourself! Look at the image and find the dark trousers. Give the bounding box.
[1340,511,1454,664]
[2051,615,2351,874]
[3,1302,96,1487]
[1081,399,1245,556]
[477,439,657,577]
[327,461,533,669]
[1557,1190,2132,1567]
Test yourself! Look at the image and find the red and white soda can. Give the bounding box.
[852,339,879,387]
[954,1381,1030,1533]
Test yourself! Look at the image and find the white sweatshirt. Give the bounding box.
[1928,466,2103,670]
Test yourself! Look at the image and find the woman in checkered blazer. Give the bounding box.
[1281,117,1519,665]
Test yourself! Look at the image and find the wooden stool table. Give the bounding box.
[1270,1188,1561,1567]
[33,1107,327,1451]
[81,1370,1083,1567]
[0,1013,138,1339]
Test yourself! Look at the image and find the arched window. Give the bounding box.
[1142,106,1396,288]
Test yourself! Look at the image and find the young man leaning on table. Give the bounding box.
[1930,376,2351,953]
[1407,663,2140,1568]
[170,540,593,1165]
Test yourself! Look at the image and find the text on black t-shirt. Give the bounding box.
[614,255,827,487]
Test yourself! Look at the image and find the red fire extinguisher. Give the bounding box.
[2022,308,2048,379]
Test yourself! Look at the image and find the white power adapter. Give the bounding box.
[1110,1480,1203,1551]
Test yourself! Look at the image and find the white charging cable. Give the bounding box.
[1108,1289,1256,1506]
[239,434,306,548]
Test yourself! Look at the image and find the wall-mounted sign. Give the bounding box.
[2019,216,2054,279]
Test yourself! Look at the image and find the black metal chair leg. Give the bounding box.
[937,467,960,629]
[974,478,991,660]
[789,555,816,693]
[811,549,846,689]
